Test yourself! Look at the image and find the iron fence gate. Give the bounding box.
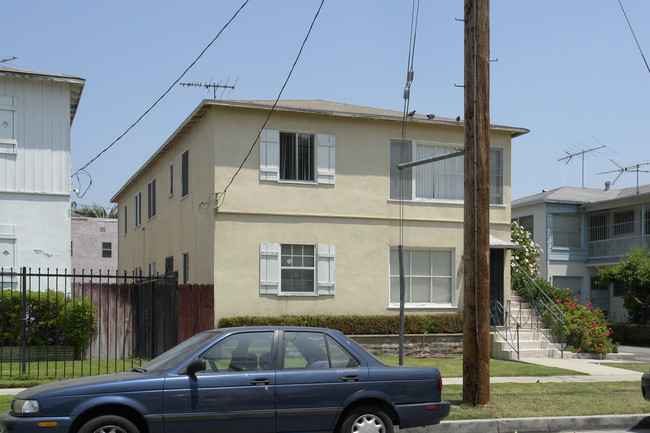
[0,267,179,379]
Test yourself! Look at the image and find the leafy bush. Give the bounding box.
[546,297,617,354]
[218,314,463,335]
[0,290,96,353]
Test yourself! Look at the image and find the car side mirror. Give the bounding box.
[186,358,206,377]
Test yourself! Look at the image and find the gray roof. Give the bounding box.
[0,65,85,124]
[512,184,650,208]
[212,100,529,137]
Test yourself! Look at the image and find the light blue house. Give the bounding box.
[512,183,650,322]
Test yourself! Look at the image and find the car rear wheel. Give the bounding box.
[78,415,140,433]
[338,405,394,433]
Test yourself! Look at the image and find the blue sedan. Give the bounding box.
[1,327,450,433]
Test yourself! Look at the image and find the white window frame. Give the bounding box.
[102,242,112,258]
[260,243,335,296]
[259,129,335,185]
[389,140,504,205]
[389,247,455,308]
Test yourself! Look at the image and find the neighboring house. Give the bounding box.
[71,217,118,274]
[0,66,84,275]
[512,183,650,322]
[111,100,527,323]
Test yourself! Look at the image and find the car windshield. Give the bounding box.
[140,331,220,372]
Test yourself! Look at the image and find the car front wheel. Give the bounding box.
[338,405,394,433]
[78,415,140,433]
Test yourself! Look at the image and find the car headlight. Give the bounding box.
[12,399,40,414]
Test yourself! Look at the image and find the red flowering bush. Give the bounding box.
[547,297,616,354]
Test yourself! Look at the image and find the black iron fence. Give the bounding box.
[0,267,179,379]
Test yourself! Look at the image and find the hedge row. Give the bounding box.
[609,323,650,346]
[218,314,464,335]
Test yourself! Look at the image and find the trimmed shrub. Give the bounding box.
[218,314,463,335]
[609,323,650,346]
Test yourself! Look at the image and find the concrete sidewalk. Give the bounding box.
[444,356,644,385]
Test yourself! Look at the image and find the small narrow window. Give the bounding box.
[102,242,112,258]
[165,256,174,276]
[147,179,157,219]
[123,205,128,234]
[182,252,189,284]
[181,150,189,198]
[134,193,142,227]
[169,164,174,196]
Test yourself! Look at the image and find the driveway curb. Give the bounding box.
[400,414,650,433]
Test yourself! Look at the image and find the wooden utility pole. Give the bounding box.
[462,0,491,405]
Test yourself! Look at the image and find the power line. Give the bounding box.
[618,0,650,75]
[72,0,250,177]
[214,0,326,209]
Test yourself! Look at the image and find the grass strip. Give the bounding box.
[445,381,647,420]
[597,362,650,373]
[377,356,587,377]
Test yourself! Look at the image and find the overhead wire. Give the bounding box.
[617,0,650,75]
[214,0,326,210]
[71,0,250,178]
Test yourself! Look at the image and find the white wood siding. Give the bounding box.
[0,76,71,194]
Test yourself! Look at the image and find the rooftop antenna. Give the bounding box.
[179,79,235,99]
[598,160,650,194]
[558,144,606,188]
[0,56,17,64]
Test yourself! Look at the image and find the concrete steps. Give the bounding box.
[491,291,574,360]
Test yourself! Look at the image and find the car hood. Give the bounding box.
[16,371,167,400]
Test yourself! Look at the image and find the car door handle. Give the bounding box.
[250,378,271,386]
[342,375,360,382]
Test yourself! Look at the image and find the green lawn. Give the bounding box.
[377,356,587,377]
[445,381,648,420]
[598,362,650,373]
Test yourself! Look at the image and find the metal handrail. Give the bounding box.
[511,260,566,357]
[490,300,520,359]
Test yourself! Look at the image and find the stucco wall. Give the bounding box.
[71,218,118,273]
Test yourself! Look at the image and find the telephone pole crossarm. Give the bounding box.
[397,149,465,170]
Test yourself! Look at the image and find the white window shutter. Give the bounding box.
[260,242,280,294]
[317,245,335,295]
[316,133,335,184]
[260,129,280,181]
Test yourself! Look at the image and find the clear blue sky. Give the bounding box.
[4,0,649,208]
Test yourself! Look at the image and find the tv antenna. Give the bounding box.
[598,160,650,194]
[179,77,237,99]
[0,56,17,64]
[558,144,606,188]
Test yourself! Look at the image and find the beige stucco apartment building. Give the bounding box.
[112,100,527,324]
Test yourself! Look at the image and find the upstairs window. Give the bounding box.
[181,150,189,198]
[552,214,581,248]
[389,140,504,204]
[147,179,156,219]
[134,193,142,228]
[260,129,335,184]
[280,132,314,181]
[613,209,635,237]
[512,215,534,237]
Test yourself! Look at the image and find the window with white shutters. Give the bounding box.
[260,129,335,185]
[260,243,335,295]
